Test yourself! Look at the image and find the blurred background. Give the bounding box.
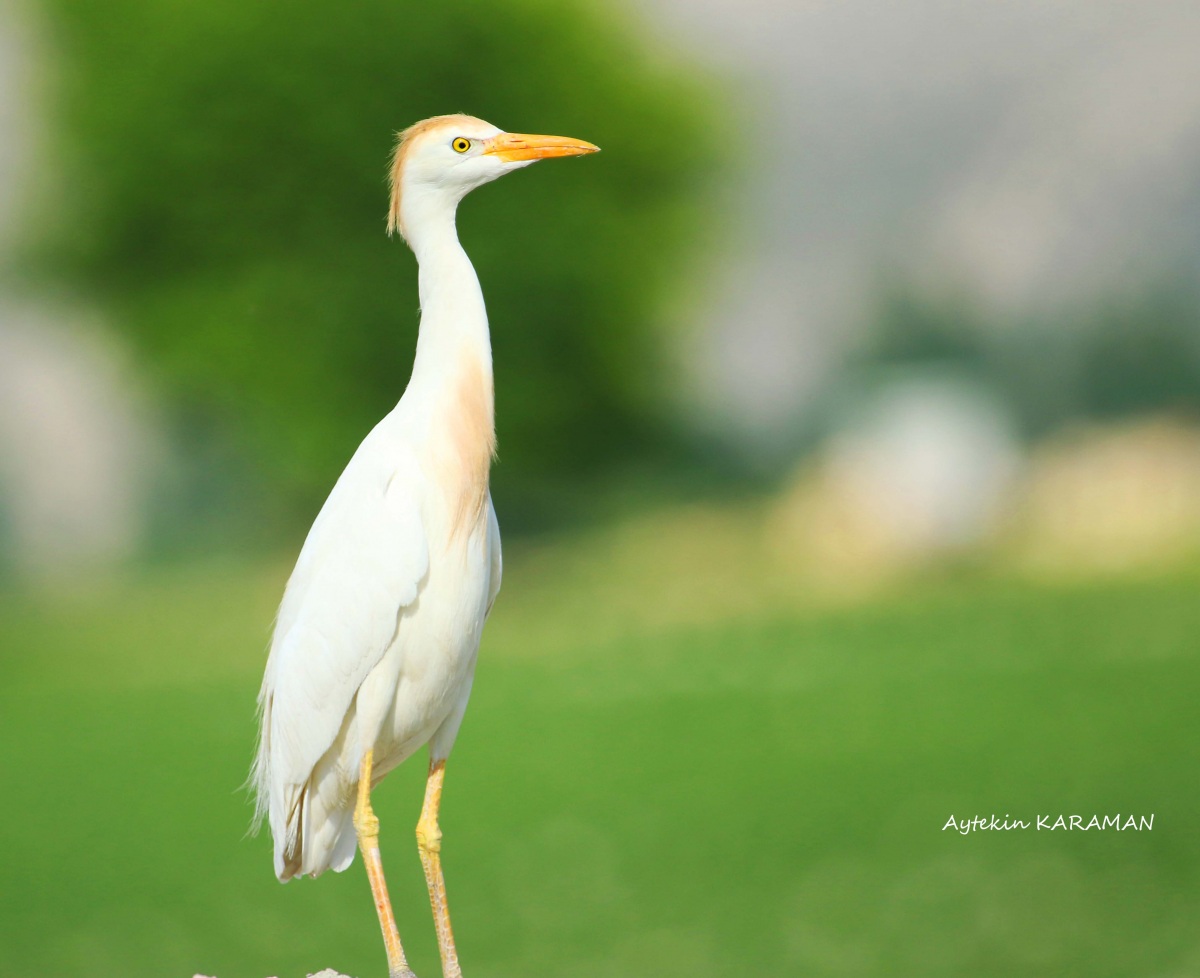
[1,0,1198,975]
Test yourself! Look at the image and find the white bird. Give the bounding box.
[252,114,598,978]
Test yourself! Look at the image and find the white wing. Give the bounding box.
[252,420,429,877]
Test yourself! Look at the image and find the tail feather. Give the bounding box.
[268,746,358,880]
[255,688,360,881]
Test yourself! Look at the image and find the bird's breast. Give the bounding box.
[428,350,495,543]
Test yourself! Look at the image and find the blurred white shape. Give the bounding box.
[0,4,153,579]
[770,373,1021,588]
[0,303,153,577]
[825,374,1022,555]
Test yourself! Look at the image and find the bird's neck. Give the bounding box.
[405,211,496,531]
[409,217,492,387]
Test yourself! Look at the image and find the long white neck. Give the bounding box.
[405,199,493,397]
[399,194,496,535]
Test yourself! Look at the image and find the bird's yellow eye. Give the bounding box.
[452,137,471,154]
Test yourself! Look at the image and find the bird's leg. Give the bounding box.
[355,749,418,978]
[416,758,462,978]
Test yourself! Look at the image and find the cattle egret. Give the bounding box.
[252,115,599,978]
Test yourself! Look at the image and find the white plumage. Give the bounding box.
[254,425,500,879]
[250,114,598,978]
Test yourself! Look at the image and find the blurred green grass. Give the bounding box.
[1,543,1198,977]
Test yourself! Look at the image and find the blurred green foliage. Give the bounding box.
[35,0,721,541]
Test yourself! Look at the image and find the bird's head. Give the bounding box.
[387,114,599,243]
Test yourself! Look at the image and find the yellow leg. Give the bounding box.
[355,749,418,978]
[417,758,462,978]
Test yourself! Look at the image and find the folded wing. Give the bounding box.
[252,432,429,878]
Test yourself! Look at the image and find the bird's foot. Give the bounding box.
[390,969,419,978]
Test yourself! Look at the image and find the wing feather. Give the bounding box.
[251,424,428,876]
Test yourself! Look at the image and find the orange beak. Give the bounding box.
[483,132,600,162]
